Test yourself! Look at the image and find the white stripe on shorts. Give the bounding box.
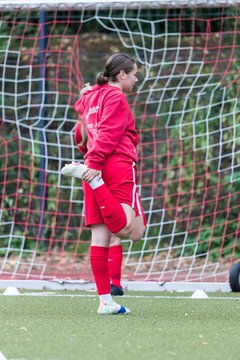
[135,190,142,216]
[131,161,137,209]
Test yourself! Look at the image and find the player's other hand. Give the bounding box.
[80,83,92,96]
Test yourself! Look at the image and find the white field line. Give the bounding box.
[0,292,239,300]
[0,352,7,360]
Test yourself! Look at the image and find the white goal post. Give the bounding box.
[0,0,239,292]
[1,0,240,8]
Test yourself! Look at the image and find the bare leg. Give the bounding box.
[129,213,146,241]
[91,223,111,247]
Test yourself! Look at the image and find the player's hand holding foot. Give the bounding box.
[82,168,102,183]
[60,163,102,187]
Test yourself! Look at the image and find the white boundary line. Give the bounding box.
[0,352,7,360]
[0,291,239,301]
[0,280,232,292]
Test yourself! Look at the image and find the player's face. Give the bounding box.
[121,63,139,93]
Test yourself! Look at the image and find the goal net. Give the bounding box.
[0,1,240,287]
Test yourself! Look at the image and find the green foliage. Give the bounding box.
[1,7,240,262]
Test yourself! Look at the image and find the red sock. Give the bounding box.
[108,245,123,288]
[90,246,110,295]
[93,184,127,234]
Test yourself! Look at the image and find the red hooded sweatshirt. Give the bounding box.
[74,84,138,171]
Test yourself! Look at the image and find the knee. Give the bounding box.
[115,223,146,241]
[130,225,146,241]
[114,221,134,239]
[110,235,121,246]
[114,203,136,238]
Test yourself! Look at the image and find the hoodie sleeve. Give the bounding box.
[87,92,129,170]
[74,96,85,118]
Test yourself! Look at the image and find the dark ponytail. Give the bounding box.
[96,71,109,85]
[96,53,136,85]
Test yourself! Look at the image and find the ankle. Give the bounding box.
[99,293,112,304]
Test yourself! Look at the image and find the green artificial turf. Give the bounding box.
[0,291,239,360]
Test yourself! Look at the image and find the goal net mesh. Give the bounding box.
[0,2,240,283]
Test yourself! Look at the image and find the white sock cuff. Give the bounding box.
[99,294,112,304]
[90,176,104,189]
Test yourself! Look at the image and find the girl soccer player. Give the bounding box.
[74,120,126,296]
[61,53,146,314]
[74,120,145,296]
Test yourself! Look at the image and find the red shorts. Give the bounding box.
[83,155,145,226]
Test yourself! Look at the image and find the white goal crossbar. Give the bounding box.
[0,0,240,9]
